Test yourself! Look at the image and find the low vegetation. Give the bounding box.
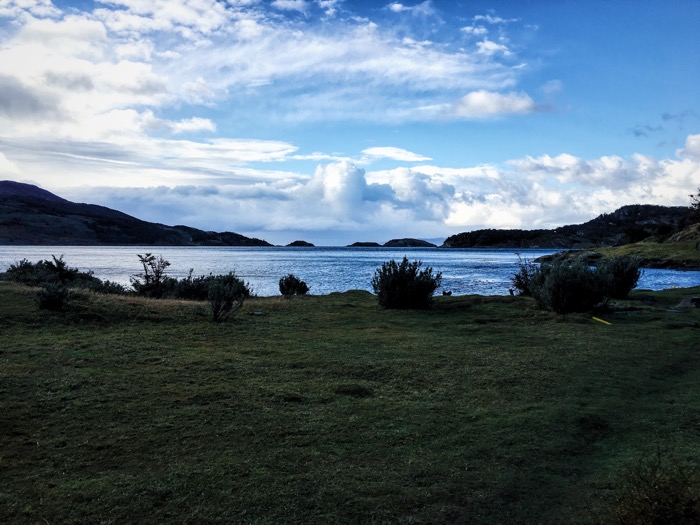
[371,256,442,309]
[1,276,698,523]
[512,255,642,314]
[279,273,310,297]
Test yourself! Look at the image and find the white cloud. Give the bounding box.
[317,0,339,16]
[477,40,511,56]
[450,90,536,118]
[462,25,488,36]
[0,151,21,176]
[168,117,217,135]
[388,3,409,13]
[362,147,432,162]
[0,0,60,19]
[387,1,435,16]
[272,0,310,13]
[678,134,700,161]
[474,14,519,25]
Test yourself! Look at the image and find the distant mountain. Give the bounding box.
[442,205,690,249]
[0,180,272,246]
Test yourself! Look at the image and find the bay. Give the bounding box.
[0,246,698,297]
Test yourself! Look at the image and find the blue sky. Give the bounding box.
[0,0,698,245]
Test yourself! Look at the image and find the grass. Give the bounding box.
[596,240,700,268]
[1,282,699,523]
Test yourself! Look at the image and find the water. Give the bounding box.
[1,246,698,297]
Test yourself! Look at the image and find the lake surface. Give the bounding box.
[1,246,698,297]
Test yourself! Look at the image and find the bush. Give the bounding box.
[131,253,171,298]
[511,253,540,296]
[208,272,249,322]
[371,257,442,309]
[597,256,641,299]
[606,453,700,525]
[531,260,608,314]
[279,274,309,297]
[35,283,70,311]
[5,256,127,294]
[168,270,210,301]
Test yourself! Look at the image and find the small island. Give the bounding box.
[286,240,315,247]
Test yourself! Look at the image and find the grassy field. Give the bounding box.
[1,282,699,524]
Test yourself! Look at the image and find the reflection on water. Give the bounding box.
[1,246,698,297]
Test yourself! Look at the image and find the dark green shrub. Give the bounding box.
[131,253,171,298]
[597,256,641,299]
[85,279,128,295]
[208,272,250,322]
[170,270,211,301]
[6,256,77,286]
[531,260,608,314]
[371,257,442,309]
[5,256,126,294]
[510,253,540,296]
[606,453,700,525]
[279,274,309,297]
[35,283,70,311]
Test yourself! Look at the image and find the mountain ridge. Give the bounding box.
[0,180,272,246]
[442,204,690,248]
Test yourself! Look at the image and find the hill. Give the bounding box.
[442,204,689,248]
[0,180,272,246]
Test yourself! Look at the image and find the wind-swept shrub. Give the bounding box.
[597,256,641,299]
[279,274,309,297]
[510,253,540,296]
[131,253,171,298]
[530,260,608,314]
[371,257,442,309]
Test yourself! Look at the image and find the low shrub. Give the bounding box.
[279,274,309,297]
[6,256,127,294]
[35,283,70,311]
[598,256,641,299]
[170,270,212,301]
[208,272,250,322]
[605,453,700,525]
[531,260,608,314]
[371,257,442,309]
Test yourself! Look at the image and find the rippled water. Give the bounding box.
[1,246,698,297]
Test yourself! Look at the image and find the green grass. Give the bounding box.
[1,282,699,524]
[596,240,700,268]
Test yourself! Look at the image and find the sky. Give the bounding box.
[0,0,699,246]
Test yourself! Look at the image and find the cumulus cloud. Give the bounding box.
[450,90,536,118]
[462,25,488,36]
[678,134,700,161]
[0,0,60,19]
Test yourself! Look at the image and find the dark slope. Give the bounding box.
[442,205,689,248]
[0,180,272,246]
